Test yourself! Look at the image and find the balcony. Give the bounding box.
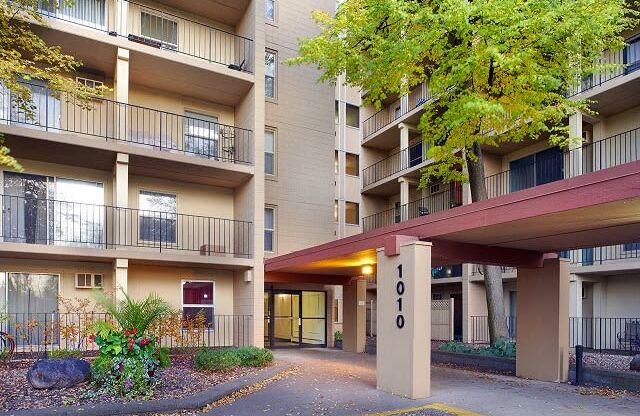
[0,194,253,259]
[0,83,254,168]
[362,83,431,142]
[362,183,462,232]
[363,127,640,232]
[362,141,430,189]
[36,0,253,73]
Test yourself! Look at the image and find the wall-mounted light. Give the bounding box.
[361,264,374,276]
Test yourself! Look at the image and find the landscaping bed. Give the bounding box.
[0,354,268,412]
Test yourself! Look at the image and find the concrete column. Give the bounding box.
[115,0,129,36]
[343,278,366,352]
[113,258,128,304]
[376,238,431,399]
[516,258,570,382]
[398,177,410,221]
[115,48,129,103]
[400,93,409,114]
[113,153,129,208]
[234,268,263,348]
[398,123,410,169]
[568,111,583,178]
[462,274,487,343]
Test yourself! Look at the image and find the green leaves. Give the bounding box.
[93,289,173,335]
[292,0,637,186]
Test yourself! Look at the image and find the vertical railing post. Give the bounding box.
[575,344,584,386]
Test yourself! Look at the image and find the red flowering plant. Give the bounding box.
[89,290,172,398]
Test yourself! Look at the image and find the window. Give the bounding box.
[345,153,359,176]
[335,100,340,124]
[76,273,103,289]
[345,202,359,225]
[432,293,443,301]
[141,11,178,50]
[40,0,106,29]
[333,298,342,323]
[6,80,60,130]
[76,77,104,97]
[2,173,104,247]
[265,129,276,175]
[1,273,59,346]
[264,206,275,252]
[334,200,339,222]
[346,104,359,128]
[265,0,276,22]
[334,151,339,174]
[394,106,402,119]
[139,191,177,244]
[624,242,640,251]
[182,281,214,325]
[184,111,219,159]
[265,51,277,99]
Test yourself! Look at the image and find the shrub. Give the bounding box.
[91,355,157,399]
[236,346,273,367]
[334,330,343,342]
[194,348,242,372]
[438,339,516,359]
[49,349,83,359]
[156,347,171,368]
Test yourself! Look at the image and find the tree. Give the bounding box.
[292,0,636,344]
[0,0,104,170]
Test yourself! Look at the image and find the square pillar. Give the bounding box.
[376,238,431,399]
[113,153,129,207]
[516,258,569,382]
[398,177,410,221]
[113,258,128,304]
[343,278,366,352]
[398,123,410,169]
[462,273,488,343]
[115,48,129,103]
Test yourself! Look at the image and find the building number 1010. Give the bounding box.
[396,264,405,329]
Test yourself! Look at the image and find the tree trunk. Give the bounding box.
[466,143,509,343]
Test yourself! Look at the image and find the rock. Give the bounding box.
[27,358,91,389]
[631,355,640,372]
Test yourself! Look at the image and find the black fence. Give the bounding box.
[0,83,254,165]
[362,83,432,139]
[570,317,640,354]
[470,316,640,354]
[567,36,640,96]
[1,194,253,257]
[362,183,462,232]
[0,312,253,357]
[36,0,253,73]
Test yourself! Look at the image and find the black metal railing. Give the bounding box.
[568,37,640,96]
[470,265,516,276]
[0,83,254,165]
[570,317,640,354]
[0,312,253,356]
[362,183,462,232]
[362,83,431,139]
[0,194,253,257]
[570,244,640,266]
[362,141,429,187]
[469,316,517,345]
[36,0,254,73]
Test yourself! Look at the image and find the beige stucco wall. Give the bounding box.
[127,264,234,315]
[264,0,335,255]
[0,258,113,306]
[128,175,234,218]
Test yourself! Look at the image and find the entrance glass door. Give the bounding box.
[264,290,326,348]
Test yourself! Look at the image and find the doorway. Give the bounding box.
[264,290,327,348]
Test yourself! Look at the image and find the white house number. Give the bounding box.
[396,264,405,328]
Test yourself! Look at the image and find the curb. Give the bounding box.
[3,363,292,416]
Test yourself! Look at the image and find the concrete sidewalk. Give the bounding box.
[205,348,640,416]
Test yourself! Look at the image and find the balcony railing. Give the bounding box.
[362,83,431,139]
[0,195,253,257]
[0,83,254,165]
[362,141,430,187]
[362,126,639,232]
[362,183,462,232]
[569,244,640,266]
[1,312,253,356]
[36,0,253,73]
[568,37,640,97]
[485,127,640,199]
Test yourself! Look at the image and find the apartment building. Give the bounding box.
[359,26,640,347]
[1,0,265,346]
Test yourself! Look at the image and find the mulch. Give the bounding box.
[0,355,261,412]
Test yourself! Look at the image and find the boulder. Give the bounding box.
[631,355,640,372]
[27,358,91,389]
